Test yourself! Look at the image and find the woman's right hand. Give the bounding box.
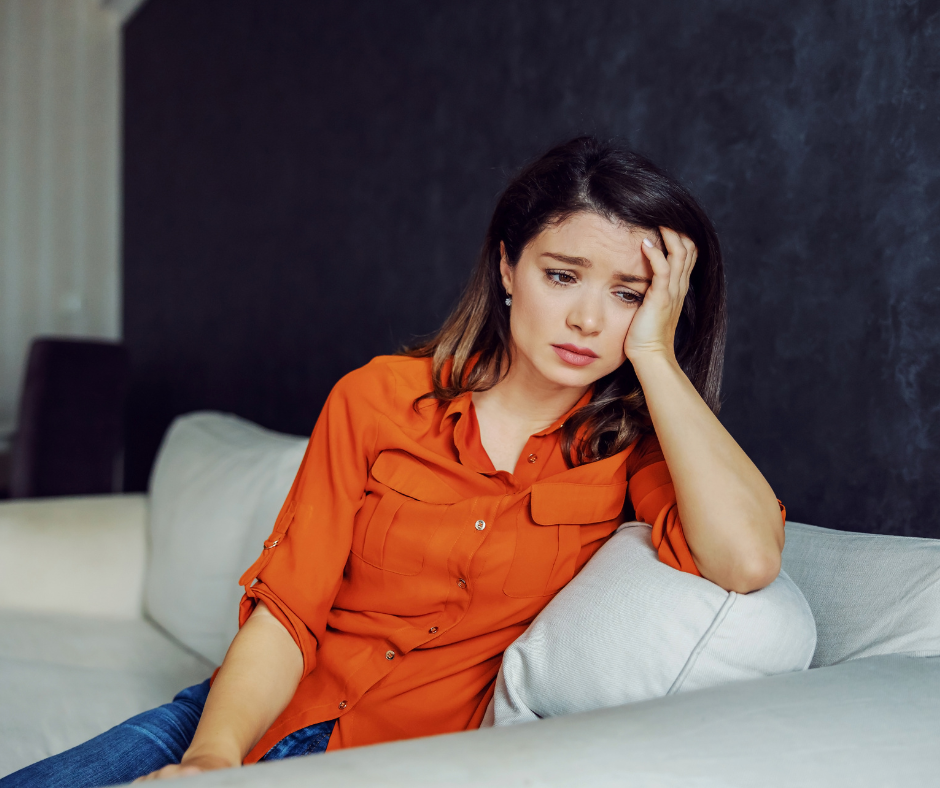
[131,602,303,782]
[133,753,236,782]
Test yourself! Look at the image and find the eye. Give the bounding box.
[615,289,644,304]
[546,269,577,286]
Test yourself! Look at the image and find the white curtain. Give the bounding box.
[0,0,125,442]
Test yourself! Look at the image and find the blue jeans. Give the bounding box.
[0,681,335,788]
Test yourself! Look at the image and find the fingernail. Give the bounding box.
[643,237,654,248]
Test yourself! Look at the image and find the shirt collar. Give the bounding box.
[441,391,471,427]
[437,353,478,434]
[442,384,592,429]
[442,383,594,442]
[444,384,594,475]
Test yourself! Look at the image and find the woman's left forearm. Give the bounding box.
[633,351,784,593]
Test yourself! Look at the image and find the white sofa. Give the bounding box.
[2,412,940,786]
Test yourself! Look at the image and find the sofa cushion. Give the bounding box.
[0,609,212,779]
[782,521,940,667]
[485,522,816,725]
[145,412,307,665]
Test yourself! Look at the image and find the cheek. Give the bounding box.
[511,281,561,339]
[600,309,636,363]
[510,295,551,348]
[618,310,638,342]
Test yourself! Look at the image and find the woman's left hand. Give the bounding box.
[133,753,234,781]
[623,227,697,362]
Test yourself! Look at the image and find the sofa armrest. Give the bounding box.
[782,521,940,666]
[0,494,147,619]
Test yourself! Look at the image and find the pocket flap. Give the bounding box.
[530,481,627,525]
[370,450,464,505]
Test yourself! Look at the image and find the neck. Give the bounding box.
[476,351,589,434]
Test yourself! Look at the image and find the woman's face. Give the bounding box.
[500,211,657,391]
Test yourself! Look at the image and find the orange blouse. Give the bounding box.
[237,354,700,762]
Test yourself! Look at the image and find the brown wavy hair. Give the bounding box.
[403,136,727,466]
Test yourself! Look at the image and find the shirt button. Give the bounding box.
[527,454,537,463]
[457,578,467,589]
[474,519,486,530]
[429,626,438,634]
[385,650,395,660]
[338,700,347,710]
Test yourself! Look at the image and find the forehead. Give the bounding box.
[528,212,652,274]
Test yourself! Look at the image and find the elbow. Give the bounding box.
[727,504,785,593]
[690,503,785,593]
[726,550,781,594]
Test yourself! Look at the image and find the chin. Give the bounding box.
[539,357,614,389]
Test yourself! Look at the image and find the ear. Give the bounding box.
[499,241,513,295]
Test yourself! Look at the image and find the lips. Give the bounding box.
[551,343,599,367]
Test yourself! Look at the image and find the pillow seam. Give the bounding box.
[667,591,738,695]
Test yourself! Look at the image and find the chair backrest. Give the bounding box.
[10,337,129,499]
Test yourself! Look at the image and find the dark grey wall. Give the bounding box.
[123,0,940,537]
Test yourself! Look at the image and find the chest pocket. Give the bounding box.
[354,450,462,576]
[503,481,627,598]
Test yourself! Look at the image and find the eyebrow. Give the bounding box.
[540,253,652,285]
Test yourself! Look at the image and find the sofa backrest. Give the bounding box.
[145,412,307,664]
[782,521,940,667]
[145,411,940,670]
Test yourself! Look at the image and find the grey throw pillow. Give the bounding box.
[485,522,816,726]
[145,412,307,664]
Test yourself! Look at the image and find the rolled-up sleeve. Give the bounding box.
[625,436,786,576]
[237,370,379,679]
[625,436,701,576]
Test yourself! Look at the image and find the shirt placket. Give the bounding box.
[512,433,550,487]
[440,494,501,625]
[354,493,501,686]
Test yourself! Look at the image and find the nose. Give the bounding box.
[566,290,603,335]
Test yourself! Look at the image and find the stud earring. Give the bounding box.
[505,296,512,306]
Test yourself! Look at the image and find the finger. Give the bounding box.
[641,237,671,288]
[663,228,695,264]
[666,231,695,292]
[659,227,685,259]
[175,766,205,777]
[134,764,195,783]
[679,250,697,303]
[684,248,698,287]
[673,231,697,273]
[679,235,697,290]
[134,767,167,782]
[658,228,686,294]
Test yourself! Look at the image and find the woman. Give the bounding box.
[3,136,784,786]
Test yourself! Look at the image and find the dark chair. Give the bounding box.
[10,337,129,498]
